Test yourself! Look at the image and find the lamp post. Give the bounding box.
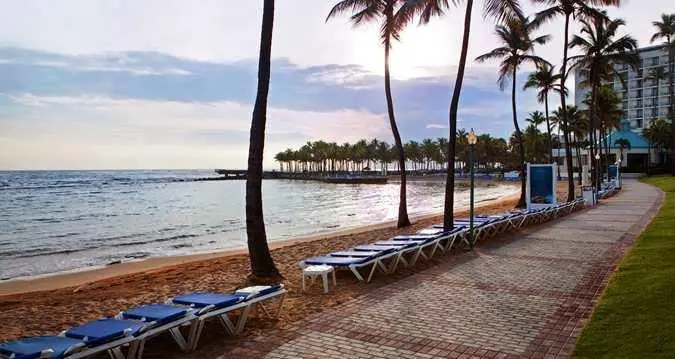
[468,129,478,247]
[595,153,600,191]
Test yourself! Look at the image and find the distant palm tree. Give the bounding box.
[650,13,675,175]
[327,0,411,227]
[526,111,546,127]
[523,64,565,164]
[568,15,639,190]
[614,138,631,164]
[532,0,619,201]
[476,15,550,207]
[395,0,521,230]
[246,0,281,279]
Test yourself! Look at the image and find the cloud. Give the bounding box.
[0,94,388,169]
[0,47,555,169]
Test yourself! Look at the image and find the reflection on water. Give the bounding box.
[0,170,517,278]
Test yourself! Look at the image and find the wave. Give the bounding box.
[113,233,200,247]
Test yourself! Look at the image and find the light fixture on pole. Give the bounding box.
[468,128,478,247]
[595,153,601,190]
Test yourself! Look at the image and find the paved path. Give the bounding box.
[232,179,663,359]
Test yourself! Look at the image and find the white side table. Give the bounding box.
[302,265,336,293]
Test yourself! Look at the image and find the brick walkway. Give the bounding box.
[225,179,663,359]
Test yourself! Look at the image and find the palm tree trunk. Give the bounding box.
[544,93,553,164]
[443,0,473,231]
[512,66,526,208]
[245,0,280,279]
[556,125,562,180]
[560,13,575,201]
[588,69,599,192]
[575,139,582,185]
[383,6,410,228]
[669,45,675,175]
[602,127,612,181]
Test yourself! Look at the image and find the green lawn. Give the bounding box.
[574,176,675,358]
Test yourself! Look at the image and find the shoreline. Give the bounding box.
[0,193,517,297]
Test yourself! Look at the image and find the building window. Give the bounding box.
[637,69,643,78]
[651,57,659,66]
[637,109,643,118]
[637,119,643,128]
[651,107,658,117]
[652,88,658,96]
[636,99,643,107]
[637,89,643,98]
[651,98,658,106]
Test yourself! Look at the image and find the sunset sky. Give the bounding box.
[0,0,670,169]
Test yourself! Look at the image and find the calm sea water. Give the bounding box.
[0,170,517,279]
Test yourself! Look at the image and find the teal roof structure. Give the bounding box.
[606,129,650,149]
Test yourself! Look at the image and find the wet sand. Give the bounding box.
[0,182,576,358]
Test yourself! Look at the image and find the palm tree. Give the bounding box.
[643,118,672,165]
[476,15,550,207]
[246,0,281,279]
[532,0,620,201]
[327,0,411,227]
[568,15,639,190]
[651,13,675,175]
[614,138,631,164]
[523,64,565,164]
[395,0,521,231]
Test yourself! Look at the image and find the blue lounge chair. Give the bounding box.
[301,247,396,282]
[0,336,84,359]
[117,303,195,356]
[64,318,148,358]
[169,284,285,350]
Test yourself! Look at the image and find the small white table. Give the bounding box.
[302,265,336,294]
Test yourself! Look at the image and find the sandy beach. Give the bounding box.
[0,182,576,359]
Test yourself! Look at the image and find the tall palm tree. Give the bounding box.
[650,13,675,175]
[395,0,521,231]
[327,0,411,227]
[568,15,639,190]
[476,15,550,207]
[523,64,565,164]
[246,0,281,279]
[532,0,620,201]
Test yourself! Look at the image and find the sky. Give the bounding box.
[0,0,671,170]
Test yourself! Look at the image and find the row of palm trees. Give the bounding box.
[244,0,675,278]
[274,133,515,174]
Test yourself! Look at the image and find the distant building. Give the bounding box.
[553,44,671,173]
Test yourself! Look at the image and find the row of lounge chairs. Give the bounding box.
[599,181,620,199]
[0,285,286,359]
[299,198,587,283]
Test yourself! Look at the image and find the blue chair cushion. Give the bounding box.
[172,293,243,309]
[391,234,438,241]
[65,319,146,346]
[233,284,283,299]
[353,245,399,252]
[122,304,188,325]
[330,250,382,257]
[304,256,369,266]
[373,240,425,247]
[0,336,84,359]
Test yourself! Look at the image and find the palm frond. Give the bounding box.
[483,0,522,23]
[475,48,510,63]
[326,0,373,23]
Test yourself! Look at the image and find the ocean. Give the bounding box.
[0,170,517,279]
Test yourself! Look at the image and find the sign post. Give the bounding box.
[526,163,557,211]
